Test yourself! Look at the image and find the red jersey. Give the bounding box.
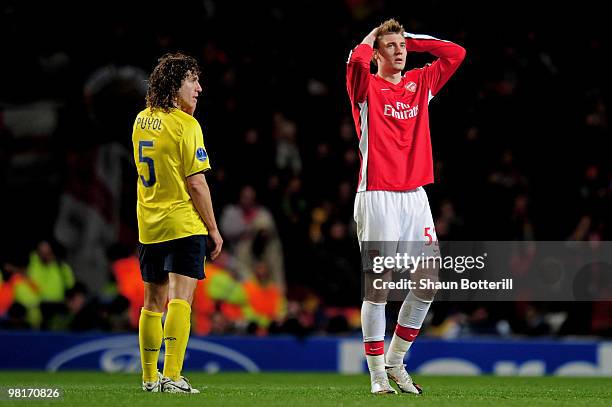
[347,33,466,192]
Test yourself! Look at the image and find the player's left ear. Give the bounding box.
[372,50,379,65]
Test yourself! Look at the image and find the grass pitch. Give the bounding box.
[0,372,610,407]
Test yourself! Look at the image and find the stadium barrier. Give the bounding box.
[0,331,610,376]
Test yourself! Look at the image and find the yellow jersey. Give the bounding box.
[132,107,211,244]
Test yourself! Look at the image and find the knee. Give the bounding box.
[412,268,439,301]
[168,274,197,305]
[144,291,167,313]
[168,283,194,305]
[363,281,389,303]
[363,271,392,303]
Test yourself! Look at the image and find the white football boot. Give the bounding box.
[161,376,200,394]
[142,371,163,392]
[370,372,398,394]
[386,365,423,394]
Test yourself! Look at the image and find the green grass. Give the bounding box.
[0,372,610,407]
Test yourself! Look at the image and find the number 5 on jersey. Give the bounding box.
[424,227,438,246]
[138,140,156,187]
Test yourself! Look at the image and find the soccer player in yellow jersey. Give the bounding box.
[133,53,223,394]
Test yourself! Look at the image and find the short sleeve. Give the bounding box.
[181,120,211,177]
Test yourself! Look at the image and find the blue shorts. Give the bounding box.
[138,235,206,282]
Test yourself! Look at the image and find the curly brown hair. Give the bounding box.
[145,52,201,112]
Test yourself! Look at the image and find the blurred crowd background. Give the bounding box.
[1,1,610,338]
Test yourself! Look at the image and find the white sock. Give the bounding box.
[361,301,386,375]
[385,291,432,367]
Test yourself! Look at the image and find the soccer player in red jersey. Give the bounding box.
[347,19,465,394]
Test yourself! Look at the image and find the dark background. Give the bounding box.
[1,0,610,336]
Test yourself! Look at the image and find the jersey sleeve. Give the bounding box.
[404,33,466,96]
[181,120,211,177]
[346,43,373,104]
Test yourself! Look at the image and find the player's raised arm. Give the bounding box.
[361,27,378,47]
[403,32,466,96]
[346,27,378,104]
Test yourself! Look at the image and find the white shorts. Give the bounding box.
[354,188,439,262]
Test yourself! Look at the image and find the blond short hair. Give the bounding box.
[374,18,405,49]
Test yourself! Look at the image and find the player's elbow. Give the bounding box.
[456,45,466,62]
[186,173,207,194]
[447,46,466,70]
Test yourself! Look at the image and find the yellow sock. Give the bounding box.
[139,308,163,382]
[163,299,191,381]
[177,315,191,374]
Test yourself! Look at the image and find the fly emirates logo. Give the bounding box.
[383,101,419,120]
